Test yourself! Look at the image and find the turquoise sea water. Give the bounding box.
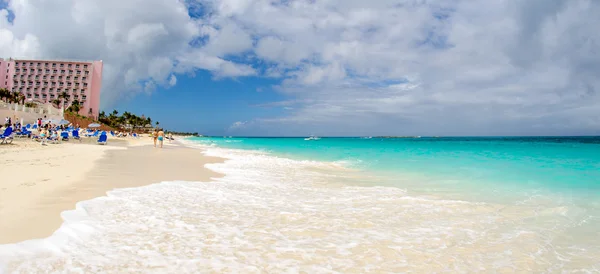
[189,136,600,202]
[2,136,600,272]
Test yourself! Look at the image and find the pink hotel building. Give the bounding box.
[0,58,102,118]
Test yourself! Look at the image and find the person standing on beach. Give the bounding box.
[158,129,165,148]
[152,129,158,147]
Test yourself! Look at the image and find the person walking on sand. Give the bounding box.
[168,132,173,143]
[158,129,165,148]
[152,129,158,147]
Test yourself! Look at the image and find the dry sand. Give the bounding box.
[0,136,222,244]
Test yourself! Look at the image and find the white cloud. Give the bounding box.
[2,0,599,135]
[168,75,177,87]
[228,121,248,131]
[0,0,256,108]
[194,0,600,135]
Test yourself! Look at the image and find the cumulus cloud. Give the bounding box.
[194,0,600,135]
[2,0,599,135]
[0,0,255,107]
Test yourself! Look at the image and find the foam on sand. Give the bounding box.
[1,144,599,272]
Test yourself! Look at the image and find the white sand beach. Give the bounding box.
[0,136,222,244]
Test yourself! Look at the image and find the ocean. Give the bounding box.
[1,136,599,272]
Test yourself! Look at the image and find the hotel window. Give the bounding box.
[80,89,85,93]
[44,63,49,67]
[67,83,71,86]
[42,94,47,98]
[29,69,34,73]
[84,65,88,69]
[76,64,80,68]
[44,81,48,86]
[85,71,89,75]
[53,70,58,74]
[34,94,39,98]
[16,69,20,72]
[66,76,71,80]
[74,76,79,81]
[45,69,50,73]
[69,70,73,75]
[37,63,41,67]
[50,76,55,80]
[29,62,33,65]
[43,75,47,80]
[60,64,64,68]
[82,77,87,81]
[37,69,42,72]
[61,70,66,74]
[51,82,55,86]
[59,82,63,86]
[52,63,56,68]
[75,83,79,87]
[68,64,72,68]
[27,94,31,98]
[83,83,88,87]
[35,76,39,80]
[50,94,54,98]
[26,88,30,91]
[76,70,81,75]
[82,95,87,100]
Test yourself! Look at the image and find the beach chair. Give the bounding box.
[1,127,14,144]
[15,129,30,138]
[60,131,69,141]
[72,130,81,141]
[47,136,60,144]
[97,133,107,145]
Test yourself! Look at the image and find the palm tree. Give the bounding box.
[155,121,159,129]
[67,100,81,113]
[58,91,69,112]
[0,88,10,102]
[51,99,61,108]
[17,93,25,104]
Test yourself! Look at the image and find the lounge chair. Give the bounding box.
[1,127,14,144]
[72,130,81,141]
[47,136,60,144]
[60,131,69,141]
[97,133,107,145]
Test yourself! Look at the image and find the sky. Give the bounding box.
[1,0,599,136]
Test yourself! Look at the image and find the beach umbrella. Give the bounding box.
[51,119,70,125]
[88,123,101,128]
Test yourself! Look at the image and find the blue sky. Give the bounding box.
[112,70,287,134]
[1,0,600,136]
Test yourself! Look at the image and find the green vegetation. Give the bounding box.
[97,110,154,131]
[0,88,25,104]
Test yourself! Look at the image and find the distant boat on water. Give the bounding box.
[304,135,321,141]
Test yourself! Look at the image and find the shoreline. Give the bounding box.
[0,137,224,244]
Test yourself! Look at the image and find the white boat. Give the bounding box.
[304,135,321,141]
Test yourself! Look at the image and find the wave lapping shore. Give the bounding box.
[1,137,599,272]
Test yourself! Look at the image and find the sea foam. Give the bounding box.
[1,143,599,273]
